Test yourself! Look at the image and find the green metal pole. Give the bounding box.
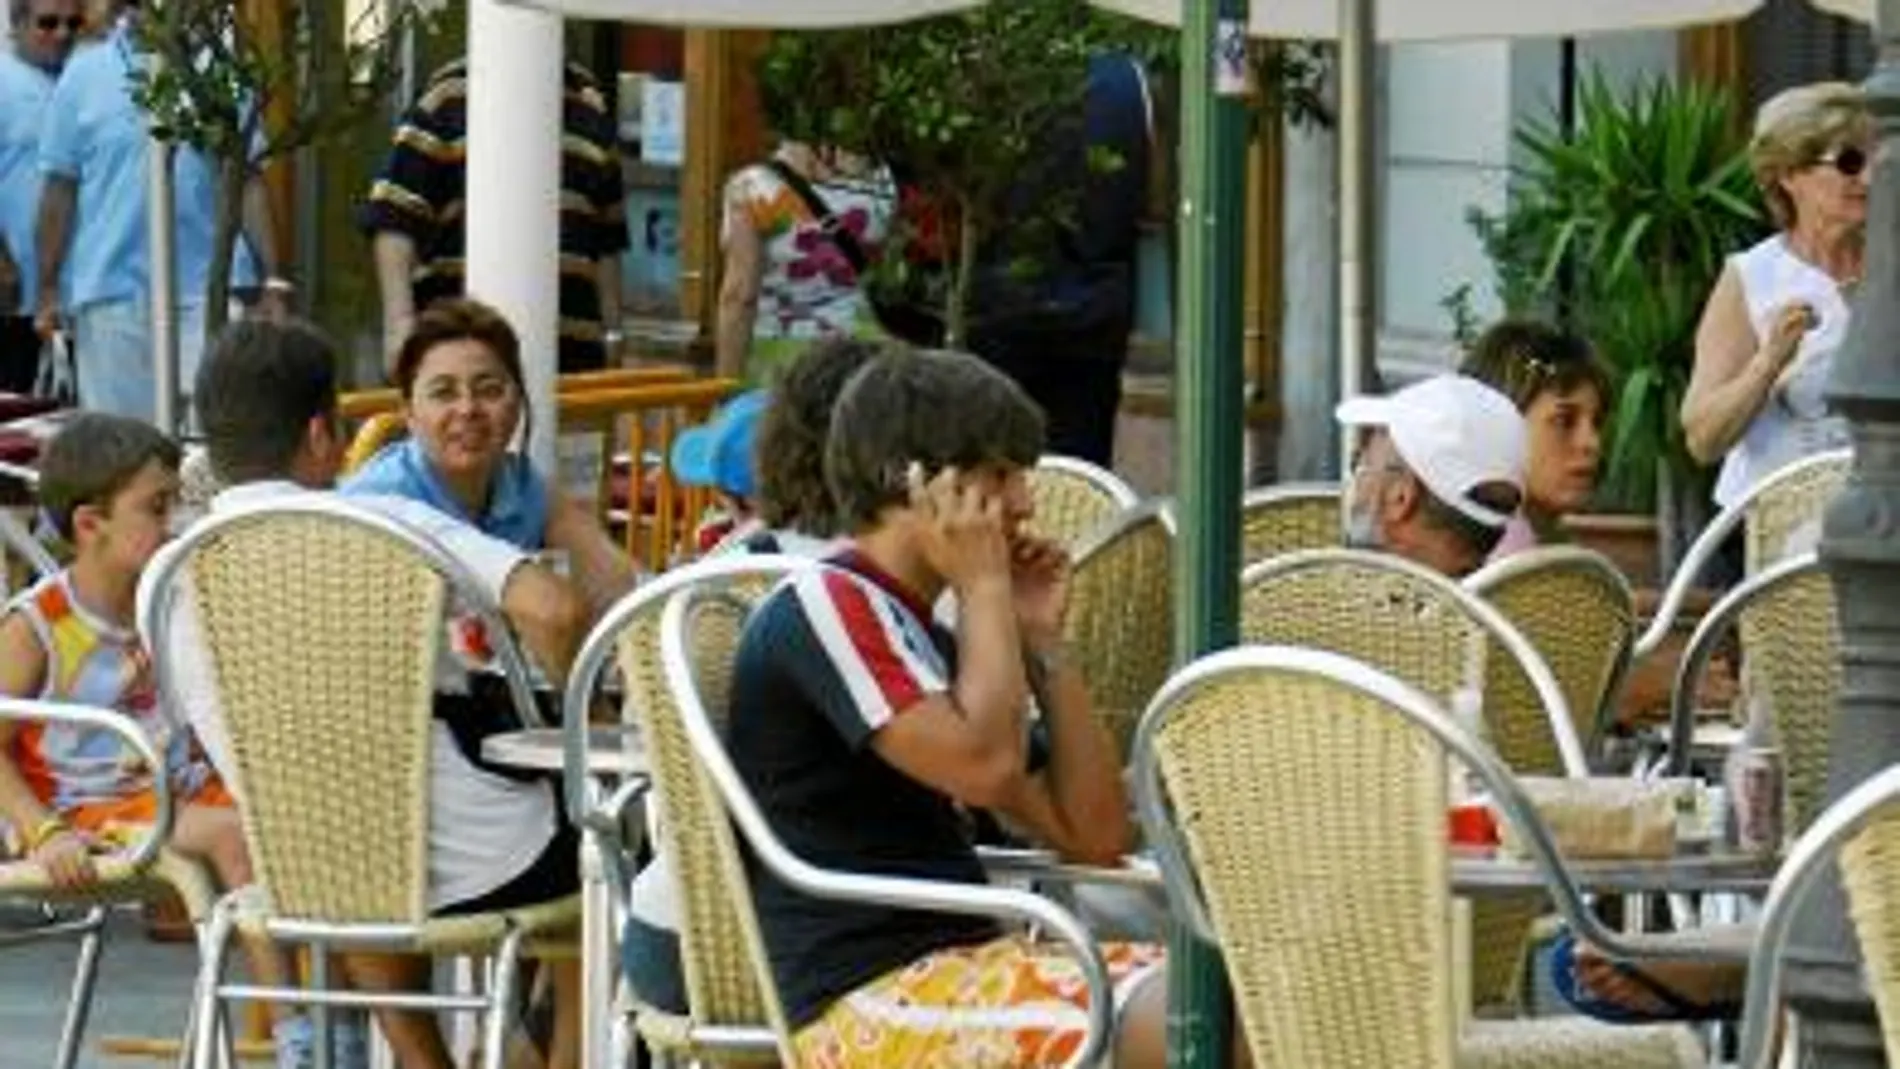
[1167,1,1249,1066]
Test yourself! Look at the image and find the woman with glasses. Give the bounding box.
[1682,82,1869,509]
[342,299,634,612]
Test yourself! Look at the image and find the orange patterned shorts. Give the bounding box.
[792,935,1165,1068]
[65,777,235,844]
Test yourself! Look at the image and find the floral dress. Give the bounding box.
[723,159,896,384]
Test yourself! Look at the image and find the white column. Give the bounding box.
[465,0,563,476]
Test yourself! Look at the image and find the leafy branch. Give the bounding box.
[129,0,440,335]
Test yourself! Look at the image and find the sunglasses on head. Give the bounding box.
[33,13,83,31]
[1818,145,1869,178]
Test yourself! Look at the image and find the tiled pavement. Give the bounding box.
[0,905,196,1069]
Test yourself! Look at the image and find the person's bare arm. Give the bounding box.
[869,575,1032,808]
[1681,264,1806,465]
[373,231,420,378]
[33,175,76,337]
[714,207,763,380]
[544,487,637,616]
[495,561,590,686]
[596,255,623,363]
[995,641,1133,865]
[0,615,93,886]
[0,236,19,315]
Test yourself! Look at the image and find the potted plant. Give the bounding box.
[1459,71,1767,584]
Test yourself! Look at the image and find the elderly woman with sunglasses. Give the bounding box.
[1682,82,1869,509]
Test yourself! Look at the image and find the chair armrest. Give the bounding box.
[0,697,172,874]
[0,509,55,577]
[1635,498,1745,660]
[1738,764,1900,1069]
[976,845,1165,890]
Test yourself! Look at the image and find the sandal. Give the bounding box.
[1550,932,1743,1022]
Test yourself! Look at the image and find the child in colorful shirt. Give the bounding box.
[0,414,320,1069]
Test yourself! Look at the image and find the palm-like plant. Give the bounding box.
[1469,72,1767,516]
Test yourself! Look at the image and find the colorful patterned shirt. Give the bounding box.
[6,571,203,813]
[722,159,895,382]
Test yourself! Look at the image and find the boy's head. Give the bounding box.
[669,389,769,517]
[825,348,1045,538]
[196,318,345,488]
[37,413,182,571]
[755,336,895,536]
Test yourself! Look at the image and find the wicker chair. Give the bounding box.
[1132,646,1703,1069]
[1635,448,1849,661]
[1466,547,1636,769]
[1028,455,1140,551]
[1738,763,1900,1069]
[1241,549,1586,1012]
[1240,482,1340,565]
[559,554,802,1067]
[655,576,1117,1069]
[137,497,577,1069]
[1065,500,1176,757]
[0,698,219,1069]
[1665,553,1840,834]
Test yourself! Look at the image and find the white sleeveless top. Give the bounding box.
[1714,235,1853,509]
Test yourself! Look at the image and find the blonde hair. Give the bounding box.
[1750,81,1871,229]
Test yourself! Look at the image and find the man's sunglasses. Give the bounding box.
[34,14,84,32]
[1819,145,1870,178]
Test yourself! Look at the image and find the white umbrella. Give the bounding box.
[499,0,981,24]
[1095,0,1764,39]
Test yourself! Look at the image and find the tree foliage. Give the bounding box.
[1464,72,1765,512]
[757,3,1331,346]
[129,0,441,333]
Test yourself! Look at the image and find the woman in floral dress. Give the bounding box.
[714,140,896,385]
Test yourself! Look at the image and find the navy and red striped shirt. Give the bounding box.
[726,551,1000,1027]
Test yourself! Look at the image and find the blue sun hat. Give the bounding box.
[669,389,770,499]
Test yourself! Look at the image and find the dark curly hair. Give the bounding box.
[754,337,897,535]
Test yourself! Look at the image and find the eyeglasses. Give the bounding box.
[33,14,84,32]
[1817,145,1869,178]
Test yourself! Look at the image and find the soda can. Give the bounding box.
[1735,747,1785,856]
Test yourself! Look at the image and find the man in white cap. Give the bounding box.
[1336,374,1528,578]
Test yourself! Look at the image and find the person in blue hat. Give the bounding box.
[669,387,770,554]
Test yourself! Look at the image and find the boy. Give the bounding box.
[0,413,318,1069]
[727,349,1232,1068]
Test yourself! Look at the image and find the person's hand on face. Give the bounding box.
[909,463,1011,595]
[1009,535,1071,647]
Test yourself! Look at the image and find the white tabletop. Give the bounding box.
[481,726,648,776]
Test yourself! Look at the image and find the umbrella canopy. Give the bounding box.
[1097,0,1765,39]
[495,0,981,25]
[504,0,1775,36]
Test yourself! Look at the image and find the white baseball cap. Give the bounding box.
[1336,375,1527,529]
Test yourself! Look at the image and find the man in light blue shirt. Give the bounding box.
[0,0,80,394]
[33,0,284,424]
